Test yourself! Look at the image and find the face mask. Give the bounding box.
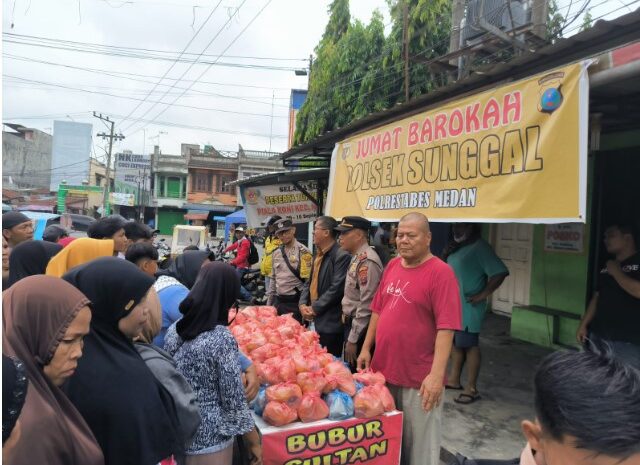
[453,234,467,243]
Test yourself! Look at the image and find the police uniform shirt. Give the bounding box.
[341,243,383,344]
[268,240,312,298]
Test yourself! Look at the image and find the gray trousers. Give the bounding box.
[388,383,444,465]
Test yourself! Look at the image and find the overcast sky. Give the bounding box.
[2,0,634,159]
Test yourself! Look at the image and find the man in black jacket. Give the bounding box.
[299,216,351,357]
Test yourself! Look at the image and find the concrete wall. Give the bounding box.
[2,129,53,189]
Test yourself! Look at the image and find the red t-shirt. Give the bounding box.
[371,256,462,389]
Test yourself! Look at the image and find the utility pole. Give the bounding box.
[93,112,124,217]
[403,0,410,103]
[269,90,275,152]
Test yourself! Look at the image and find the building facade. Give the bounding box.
[2,124,53,190]
[151,146,188,235]
[236,145,282,205]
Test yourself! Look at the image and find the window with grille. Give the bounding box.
[192,172,211,192]
[216,174,235,194]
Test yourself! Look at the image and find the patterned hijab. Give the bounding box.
[2,275,104,465]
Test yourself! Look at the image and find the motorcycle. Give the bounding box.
[211,239,267,304]
[154,238,172,269]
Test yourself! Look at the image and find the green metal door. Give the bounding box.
[157,210,185,235]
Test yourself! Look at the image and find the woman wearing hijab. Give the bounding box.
[164,262,255,465]
[2,275,103,465]
[153,250,211,347]
[46,237,114,277]
[8,240,63,286]
[62,257,182,465]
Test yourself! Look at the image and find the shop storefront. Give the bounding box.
[280,15,640,349]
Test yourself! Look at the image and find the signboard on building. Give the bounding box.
[51,121,92,191]
[241,181,324,227]
[544,223,584,253]
[114,153,151,203]
[327,62,589,223]
[110,192,135,207]
[288,89,308,149]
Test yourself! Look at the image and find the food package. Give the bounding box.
[353,386,385,418]
[277,357,297,383]
[323,361,356,396]
[353,369,386,386]
[256,362,280,386]
[252,386,267,416]
[249,343,280,363]
[297,393,330,423]
[297,371,327,395]
[324,390,354,421]
[266,382,302,408]
[370,384,396,412]
[263,401,298,427]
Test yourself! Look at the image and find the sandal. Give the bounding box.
[454,392,481,404]
[445,384,463,390]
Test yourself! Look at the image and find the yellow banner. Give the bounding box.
[327,62,588,223]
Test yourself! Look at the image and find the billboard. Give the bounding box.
[241,180,324,227]
[288,89,308,149]
[327,62,589,223]
[50,121,93,191]
[113,153,151,206]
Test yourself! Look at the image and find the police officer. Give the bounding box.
[260,215,282,292]
[336,216,383,370]
[266,218,312,321]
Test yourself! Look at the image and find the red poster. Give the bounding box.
[258,411,403,465]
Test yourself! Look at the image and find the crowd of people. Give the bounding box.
[2,209,639,465]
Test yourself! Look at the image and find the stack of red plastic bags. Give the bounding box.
[229,306,396,427]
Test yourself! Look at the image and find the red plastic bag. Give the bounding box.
[323,361,356,396]
[257,362,281,386]
[266,382,302,408]
[297,393,330,423]
[297,371,327,395]
[245,332,267,352]
[263,401,298,426]
[317,352,335,367]
[298,330,320,347]
[353,386,385,418]
[250,343,280,363]
[370,384,396,412]
[277,357,297,383]
[257,306,278,319]
[353,369,386,386]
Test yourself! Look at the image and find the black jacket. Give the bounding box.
[299,242,351,334]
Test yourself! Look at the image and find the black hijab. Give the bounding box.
[8,240,63,286]
[62,257,182,465]
[177,261,240,341]
[164,250,211,289]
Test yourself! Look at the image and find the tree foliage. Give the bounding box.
[546,0,564,43]
[580,9,593,32]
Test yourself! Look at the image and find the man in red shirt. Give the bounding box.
[358,212,462,465]
[224,226,253,301]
